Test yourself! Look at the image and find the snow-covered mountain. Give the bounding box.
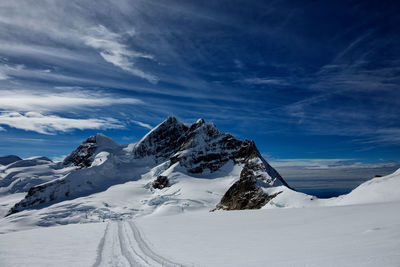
[0,156,73,195]
[3,116,290,223]
[2,116,400,235]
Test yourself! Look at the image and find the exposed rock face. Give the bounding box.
[8,179,68,215]
[132,116,286,181]
[213,162,282,210]
[63,136,97,168]
[213,138,289,210]
[0,155,22,166]
[63,134,120,168]
[133,116,188,161]
[171,119,243,173]
[152,175,170,189]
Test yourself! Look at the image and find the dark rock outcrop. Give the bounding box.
[63,134,120,168]
[212,139,289,210]
[63,136,97,168]
[213,163,283,211]
[152,175,170,189]
[134,116,188,161]
[7,178,68,216]
[170,120,243,173]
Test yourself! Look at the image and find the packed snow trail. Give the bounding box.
[93,221,186,267]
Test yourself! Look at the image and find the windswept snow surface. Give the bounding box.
[0,201,399,267]
[0,169,399,266]
[0,161,241,233]
[0,156,72,195]
[137,201,400,267]
[337,168,400,205]
[0,222,106,267]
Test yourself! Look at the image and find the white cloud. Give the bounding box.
[83,25,158,84]
[0,90,143,112]
[131,119,153,130]
[0,112,123,135]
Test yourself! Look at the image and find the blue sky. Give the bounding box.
[0,0,399,182]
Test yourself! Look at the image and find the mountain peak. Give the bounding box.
[196,118,205,124]
[165,115,178,123]
[133,116,188,160]
[93,133,120,149]
[63,133,119,168]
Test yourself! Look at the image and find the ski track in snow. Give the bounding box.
[93,222,110,267]
[93,220,186,267]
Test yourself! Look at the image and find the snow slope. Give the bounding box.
[0,156,74,195]
[0,222,106,267]
[262,167,400,208]
[137,201,400,267]
[337,168,400,205]
[0,161,242,233]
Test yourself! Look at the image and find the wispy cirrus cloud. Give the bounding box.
[83,25,158,84]
[0,89,143,134]
[130,120,153,130]
[0,63,26,80]
[0,1,159,85]
[266,33,400,146]
[0,112,123,135]
[0,89,143,112]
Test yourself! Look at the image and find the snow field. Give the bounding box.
[137,201,400,267]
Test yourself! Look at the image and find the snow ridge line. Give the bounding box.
[127,220,186,267]
[92,222,110,267]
